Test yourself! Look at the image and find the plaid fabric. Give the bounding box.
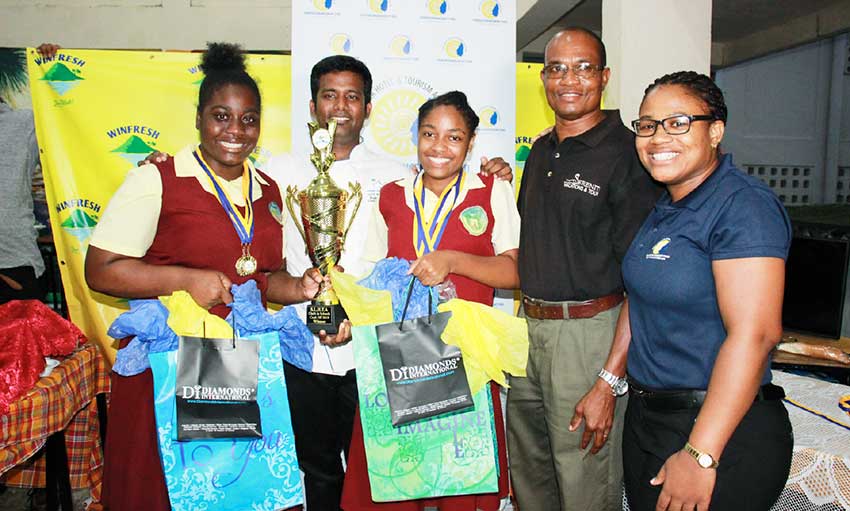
[0,343,110,504]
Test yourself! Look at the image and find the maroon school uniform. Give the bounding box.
[100,156,283,511]
[341,172,509,511]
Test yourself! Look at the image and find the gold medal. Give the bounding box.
[235,244,257,276]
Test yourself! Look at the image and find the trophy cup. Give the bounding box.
[285,120,362,334]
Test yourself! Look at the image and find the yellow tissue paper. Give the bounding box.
[159,291,233,338]
[330,269,394,325]
[438,299,528,394]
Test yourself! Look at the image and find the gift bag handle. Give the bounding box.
[398,277,433,330]
[201,310,238,350]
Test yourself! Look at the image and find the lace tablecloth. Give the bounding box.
[770,370,850,510]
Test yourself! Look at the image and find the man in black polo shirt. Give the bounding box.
[507,28,660,511]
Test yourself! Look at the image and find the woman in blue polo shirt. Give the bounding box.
[621,71,793,511]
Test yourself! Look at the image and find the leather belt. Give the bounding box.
[522,293,624,320]
[629,382,785,412]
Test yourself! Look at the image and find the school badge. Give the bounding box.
[459,206,487,236]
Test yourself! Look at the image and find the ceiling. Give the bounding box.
[518,0,850,68]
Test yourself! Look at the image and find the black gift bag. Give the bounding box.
[175,335,263,441]
[376,279,474,427]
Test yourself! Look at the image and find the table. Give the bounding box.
[771,370,850,511]
[772,331,850,384]
[0,343,110,510]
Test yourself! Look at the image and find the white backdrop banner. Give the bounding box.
[291,0,516,170]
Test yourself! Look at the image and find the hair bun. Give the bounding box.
[200,42,246,75]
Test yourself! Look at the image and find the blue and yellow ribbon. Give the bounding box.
[783,396,850,432]
[412,170,465,257]
[193,148,255,245]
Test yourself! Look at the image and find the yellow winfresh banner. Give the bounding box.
[515,63,554,190]
[27,49,291,362]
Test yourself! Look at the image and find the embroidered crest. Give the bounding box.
[645,237,671,261]
[268,201,284,225]
[459,206,488,236]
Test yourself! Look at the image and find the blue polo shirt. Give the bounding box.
[623,154,791,390]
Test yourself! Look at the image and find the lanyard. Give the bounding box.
[193,149,254,245]
[412,170,464,257]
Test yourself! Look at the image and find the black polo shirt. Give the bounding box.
[518,110,661,301]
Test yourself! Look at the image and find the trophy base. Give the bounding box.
[306,302,348,335]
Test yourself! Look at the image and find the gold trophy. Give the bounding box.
[285,120,362,334]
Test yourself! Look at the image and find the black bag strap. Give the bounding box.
[398,277,433,330]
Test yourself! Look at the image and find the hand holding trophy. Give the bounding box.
[285,120,362,334]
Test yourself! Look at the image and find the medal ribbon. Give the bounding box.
[193,149,255,245]
[412,170,465,257]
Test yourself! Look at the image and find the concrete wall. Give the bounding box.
[0,0,291,51]
[715,33,850,206]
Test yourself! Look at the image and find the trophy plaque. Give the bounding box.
[285,120,362,334]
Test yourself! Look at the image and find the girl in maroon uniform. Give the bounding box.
[341,91,520,511]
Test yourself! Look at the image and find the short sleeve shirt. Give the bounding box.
[517,110,661,301]
[363,170,520,263]
[623,154,792,390]
[264,144,409,375]
[90,145,284,259]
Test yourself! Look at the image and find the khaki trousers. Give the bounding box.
[507,304,626,511]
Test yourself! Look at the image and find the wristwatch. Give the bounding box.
[684,442,719,469]
[597,368,628,397]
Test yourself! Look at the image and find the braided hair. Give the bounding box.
[418,91,480,133]
[643,71,727,124]
[198,42,261,113]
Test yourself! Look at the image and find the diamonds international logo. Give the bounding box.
[329,33,353,54]
[106,124,161,166]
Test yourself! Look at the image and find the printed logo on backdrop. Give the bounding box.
[385,35,417,61]
[474,0,506,23]
[422,0,454,20]
[35,52,86,106]
[106,124,162,166]
[646,238,672,261]
[369,76,435,158]
[306,0,340,16]
[56,198,101,247]
[440,38,470,63]
[515,136,533,172]
[329,33,353,54]
[249,146,274,169]
[187,63,204,85]
[477,107,504,131]
[363,0,395,17]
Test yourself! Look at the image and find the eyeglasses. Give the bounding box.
[631,114,715,137]
[542,62,605,80]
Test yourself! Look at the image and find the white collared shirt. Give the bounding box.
[265,144,409,375]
